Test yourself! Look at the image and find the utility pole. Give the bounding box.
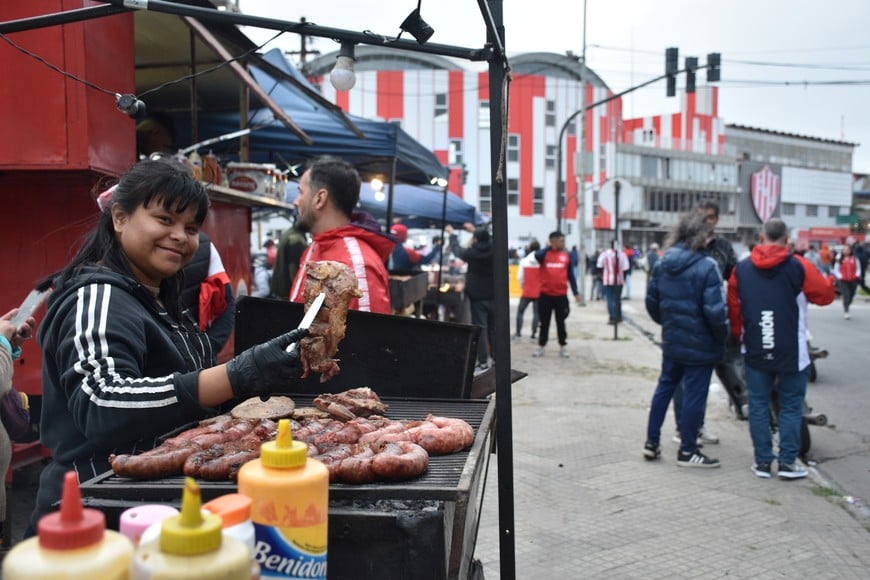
[285,16,320,72]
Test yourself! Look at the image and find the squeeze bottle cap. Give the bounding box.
[260,418,307,468]
[203,493,252,528]
[159,477,223,555]
[119,504,179,544]
[38,471,106,550]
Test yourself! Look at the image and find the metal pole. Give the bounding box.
[613,181,621,340]
[483,1,516,577]
[576,0,588,304]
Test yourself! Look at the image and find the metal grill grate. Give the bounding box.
[80,397,494,504]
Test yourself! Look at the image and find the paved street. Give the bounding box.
[4,276,869,578]
[474,280,870,578]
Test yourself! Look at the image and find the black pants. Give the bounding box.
[470,298,495,365]
[841,280,858,313]
[537,293,569,347]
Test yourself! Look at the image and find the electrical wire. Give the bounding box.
[0,27,286,102]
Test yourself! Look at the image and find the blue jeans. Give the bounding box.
[744,365,808,465]
[602,285,623,322]
[470,298,495,365]
[646,357,714,454]
[516,297,539,337]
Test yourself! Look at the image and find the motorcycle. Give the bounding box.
[721,333,828,460]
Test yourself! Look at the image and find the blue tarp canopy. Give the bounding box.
[173,49,448,186]
[285,181,486,229]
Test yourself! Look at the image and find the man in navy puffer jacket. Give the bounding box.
[643,210,729,468]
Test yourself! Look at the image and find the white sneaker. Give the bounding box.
[844,312,851,320]
[559,346,570,358]
[672,431,706,447]
[698,427,719,445]
[532,347,545,358]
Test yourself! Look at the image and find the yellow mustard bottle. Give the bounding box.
[237,418,329,579]
[2,471,134,580]
[131,477,253,580]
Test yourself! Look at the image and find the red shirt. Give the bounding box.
[289,224,394,314]
[539,249,571,296]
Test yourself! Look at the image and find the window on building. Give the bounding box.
[545,100,556,127]
[435,93,448,118]
[641,155,658,178]
[507,134,520,163]
[449,139,463,166]
[782,203,795,216]
[828,206,839,218]
[506,178,520,206]
[806,204,818,217]
[479,185,492,213]
[533,187,544,215]
[507,178,519,206]
[546,145,556,169]
[479,100,490,129]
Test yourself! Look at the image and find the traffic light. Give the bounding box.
[665,47,678,97]
[707,52,721,82]
[685,56,698,93]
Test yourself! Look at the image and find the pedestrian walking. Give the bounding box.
[597,240,629,324]
[643,210,728,468]
[532,231,580,358]
[848,237,870,295]
[833,243,860,319]
[446,224,495,372]
[515,239,541,340]
[727,218,835,479]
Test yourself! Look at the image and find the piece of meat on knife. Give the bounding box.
[299,261,362,383]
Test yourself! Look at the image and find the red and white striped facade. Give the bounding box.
[314,56,724,245]
[622,88,725,155]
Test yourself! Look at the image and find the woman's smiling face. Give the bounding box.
[112,197,201,287]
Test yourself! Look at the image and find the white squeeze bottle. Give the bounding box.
[237,418,329,579]
[2,471,135,580]
[131,477,254,580]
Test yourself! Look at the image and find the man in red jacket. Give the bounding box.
[289,156,395,314]
[532,231,581,358]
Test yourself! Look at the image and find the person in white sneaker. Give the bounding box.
[643,210,728,468]
[727,219,835,479]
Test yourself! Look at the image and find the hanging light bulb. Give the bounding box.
[371,177,384,192]
[330,42,357,91]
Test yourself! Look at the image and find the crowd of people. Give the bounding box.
[639,203,838,479]
[10,147,863,548]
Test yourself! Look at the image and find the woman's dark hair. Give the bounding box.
[38,158,210,318]
[664,209,710,252]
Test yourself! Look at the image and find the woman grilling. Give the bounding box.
[27,158,307,534]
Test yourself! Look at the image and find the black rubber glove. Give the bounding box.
[226,328,309,397]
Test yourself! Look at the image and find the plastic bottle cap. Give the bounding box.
[260,418,307,468]
[119,504,179,544]
[38,471,106,550]
[203,494,252,529]
[159,477,223,556]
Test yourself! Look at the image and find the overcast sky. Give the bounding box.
[239,0,870,171]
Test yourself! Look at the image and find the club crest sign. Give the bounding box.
[750,165,780,223]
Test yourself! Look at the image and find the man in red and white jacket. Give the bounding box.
[289,156,395,314]
[532,231,580,358]
[596,240,630,324]
[515,240,541,340]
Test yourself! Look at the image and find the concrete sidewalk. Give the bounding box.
[474,283,870,578]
